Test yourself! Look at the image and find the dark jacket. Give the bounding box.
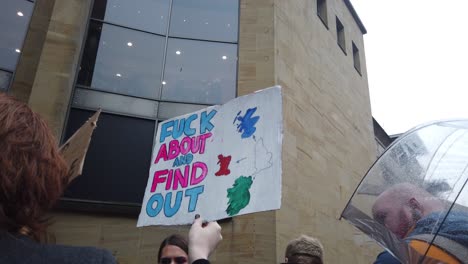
[373,251,400,264]
[193,260,210,264]
[410,211,468,247]
[0,232,116,264]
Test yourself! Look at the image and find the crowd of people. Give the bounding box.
[1,92,467,264]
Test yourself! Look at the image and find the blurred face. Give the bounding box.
[372,193,421,239]
[159,245,188,264]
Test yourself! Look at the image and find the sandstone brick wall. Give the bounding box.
[274,0,380,262]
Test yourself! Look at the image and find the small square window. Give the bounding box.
[317,0,328,28]
[336,16,346,54]
[352,41,361,75]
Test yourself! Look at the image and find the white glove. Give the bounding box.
[188,215,223,262]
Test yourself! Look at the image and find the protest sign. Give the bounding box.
[59,109,101,183]
[137,86,283,226]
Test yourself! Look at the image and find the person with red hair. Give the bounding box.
[0,93,116,263]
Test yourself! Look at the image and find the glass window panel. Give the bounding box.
[64,109,154,204]
[0,70,13,91]
[91,0,169,35]
[0,1,34,71]
[158,102,208,120]
[162,38,237,105]
[72,88,158,119]
[77,21,164,99]
[170,0,239,42]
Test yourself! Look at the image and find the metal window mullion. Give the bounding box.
[158,0,174,100]
[89,18,166,38]
[71,105,158,121]
[234,0,241,99]
[152,0,175,147]
[168,35,238,45]
[76,84,214,107]
[60,0,96,143]
[76,84,157,101]
[0,67,14,74]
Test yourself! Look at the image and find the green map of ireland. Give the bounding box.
[226,176,253,216]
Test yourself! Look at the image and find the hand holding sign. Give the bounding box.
[188,215,222,262]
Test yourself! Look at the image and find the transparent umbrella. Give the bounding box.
[341,120,468,264]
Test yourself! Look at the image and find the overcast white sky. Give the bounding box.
[350,0,468,135]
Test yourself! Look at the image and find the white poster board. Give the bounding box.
[137,86,282,226]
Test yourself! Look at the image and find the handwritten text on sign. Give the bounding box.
[137,86,283,226]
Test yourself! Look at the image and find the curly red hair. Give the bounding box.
[0,93,68,241]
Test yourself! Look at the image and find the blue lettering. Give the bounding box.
[160,121,174,143]
[172,154,194,167]
[172,119,185,140]
[185,185,205,212]
[200,110,217,134]
[146,193,164,217]
[172,157,180,167]
[185,154,194,164]
[184,114,197,136]
[164,191,183,217]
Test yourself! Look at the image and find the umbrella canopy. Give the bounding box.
[341,120,468,264]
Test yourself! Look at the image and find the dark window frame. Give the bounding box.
[336,16,346,55]
[352,41,361,75]
[317,0,328,29]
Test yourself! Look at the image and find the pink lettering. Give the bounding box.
[154,144,168,164]
[173,165,190,190]
[180,137,191,155]
[198,133,212,154]
[165,170,173,190]
[190,162,208,185]
[151,170,168,192]
[155,133,213,163]
[191,135,200,153]
[168,140,180,159]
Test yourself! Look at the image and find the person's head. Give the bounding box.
[158,234,189,264]
[284,235,324,264]
[0,93,68,241]
[372,183,445,238]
